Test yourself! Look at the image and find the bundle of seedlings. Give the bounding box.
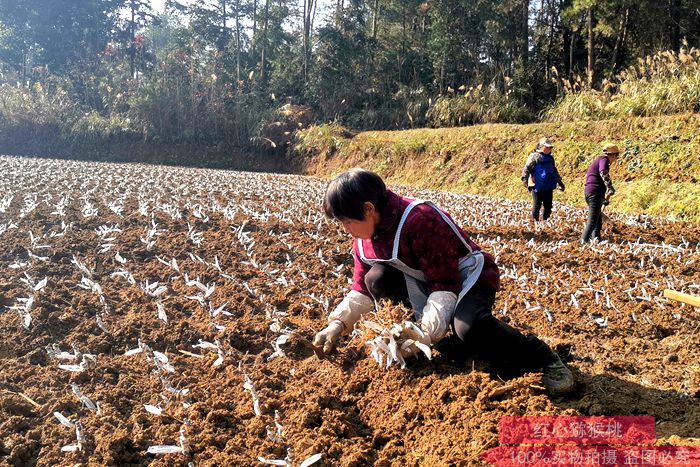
[356,300,432,369]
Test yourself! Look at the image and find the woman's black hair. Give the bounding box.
[323,168,387,220]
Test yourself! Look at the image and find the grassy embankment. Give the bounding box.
[294,114,700,222]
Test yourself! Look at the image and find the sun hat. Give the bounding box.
[539,137,553,148]
[602,143,619,154]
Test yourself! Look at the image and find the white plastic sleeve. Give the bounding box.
[419,291,457,343]
[328,290,375,335]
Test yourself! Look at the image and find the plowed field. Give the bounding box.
[0,156,698,466]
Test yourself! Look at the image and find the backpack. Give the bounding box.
[533,153,558,191]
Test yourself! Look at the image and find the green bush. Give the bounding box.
[0,82,80,127]
[293,123,353,160]
[69,111,140,142]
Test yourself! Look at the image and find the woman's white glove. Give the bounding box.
[398,321,433,359]
[398,291,457,360]
[418,291,457,343]
[327,290,374,336]
[313,290,374,353]
[312,320,345,354]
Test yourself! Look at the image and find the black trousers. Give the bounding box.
[581,192,605,243]
[364,264,555,371]
[531,190,554,221]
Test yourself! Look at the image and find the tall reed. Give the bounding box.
[546,44,700,122]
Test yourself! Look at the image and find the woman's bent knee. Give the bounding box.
[452,319,472,341]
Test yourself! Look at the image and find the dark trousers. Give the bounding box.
[531,190,554,221]
[581,192,605,243]
[364,262,410,304]
[364,264,555,371]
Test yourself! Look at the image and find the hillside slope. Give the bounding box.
[295,114,700,222]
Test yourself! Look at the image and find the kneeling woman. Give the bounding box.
[313,168,574,394]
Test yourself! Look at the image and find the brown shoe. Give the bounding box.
[542,354,575,395]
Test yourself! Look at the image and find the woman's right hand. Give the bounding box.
[312,320,345,354]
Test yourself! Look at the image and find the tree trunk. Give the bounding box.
[252,0,258,59]
[371,0,380,40]
[21,49,26,86]
[521,0,529,71]
[538,0,545,26]
[439,52,446,94]
[260,0,269,84]
[400,1,406,84]
[545,0,557,80]
[129,1,135,80]
[235,0,241,83]
[221,0,227,49]
[669,0,681,51]
[568,30,575,79]
[303,0,315,82]
[336,0,343,25]
[587,5,594,87]
[303,0,308,81]
[609,7,628,78]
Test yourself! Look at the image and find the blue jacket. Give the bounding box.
[522,151,562,192]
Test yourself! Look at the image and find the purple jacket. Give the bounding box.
[584,155,611,194]
[351,190,500,297]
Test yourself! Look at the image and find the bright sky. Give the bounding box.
[149,0,177,12]
[150,0,185,12]
[148,0,331,14]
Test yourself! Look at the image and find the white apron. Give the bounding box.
[357,200,484,320]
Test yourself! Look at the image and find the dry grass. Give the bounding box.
[546,44,700,122]
[426,82,531,127]
[354,300,414,341]
[370,300,414,326]
[295,113,700,222]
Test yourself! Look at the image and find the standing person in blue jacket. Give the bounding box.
[521,138,565,221]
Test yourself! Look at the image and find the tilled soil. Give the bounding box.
[0,156,698,466]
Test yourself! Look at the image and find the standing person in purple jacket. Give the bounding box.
[313,168,574,394]
[521,138,565,222]
[581,144,620,243]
